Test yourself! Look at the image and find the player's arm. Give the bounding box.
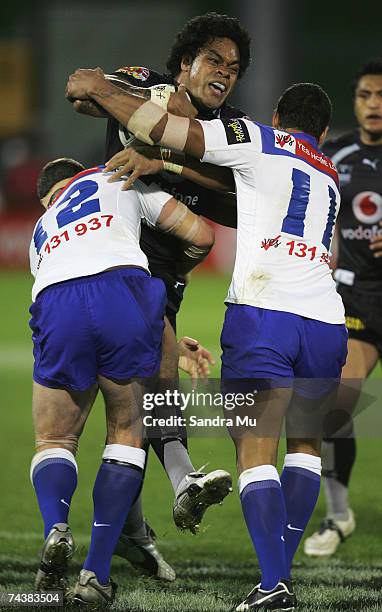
[135,181,214,274]
[105,144,235,192]
[66,68,205,159]
[69,74,152,118]
[155,197,214,274]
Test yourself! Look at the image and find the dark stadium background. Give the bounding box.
[0,2,381,610]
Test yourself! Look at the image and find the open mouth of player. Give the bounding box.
[209,82,227,97]
[366,114,382,121]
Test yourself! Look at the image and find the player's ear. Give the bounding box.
[272,111,280,128]
[318,125,329,147]
[180,55,192,73]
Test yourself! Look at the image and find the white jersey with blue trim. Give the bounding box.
[29,167,171,301]
[200,118,345,323]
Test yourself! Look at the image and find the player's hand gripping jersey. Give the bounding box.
[200,119,345,323]
[30,167,170,301]
[324,132,382,291]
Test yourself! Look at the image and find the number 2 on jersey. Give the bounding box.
[56,180,100,228]
[33,179,101,253]
[281,168,337,249]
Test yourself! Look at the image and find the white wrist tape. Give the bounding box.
[160,148,184,174]
[159,115,190,151]
[150,84,176,109]
[127,101,166,145]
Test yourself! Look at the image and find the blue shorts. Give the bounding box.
[29,268,166,391]
[221,304,348,394]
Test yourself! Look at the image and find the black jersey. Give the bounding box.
[104,66,246,317]
[323,131,382,292]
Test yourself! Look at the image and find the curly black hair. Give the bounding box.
[352,57,382,93]
[166,12,251,80]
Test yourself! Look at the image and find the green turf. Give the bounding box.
[0,271,381,611]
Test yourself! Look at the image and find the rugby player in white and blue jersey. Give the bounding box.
[66,72,348,610]
[29,158,214,605]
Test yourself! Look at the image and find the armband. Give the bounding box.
[159,115,190,151]
[127,101,166,145]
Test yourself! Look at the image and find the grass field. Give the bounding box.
[0,271,381,611]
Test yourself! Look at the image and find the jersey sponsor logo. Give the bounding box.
[352,191,382,224]
[362,157,379,171]
[156,182,199,207]
[260,125,339,185]
[295,139,338,183]
[222,118,251,145]
[345,316,365,331]
[274,130,296,153]
[341,224,382,241]
[261,235,281,250]
[115,66,150,81]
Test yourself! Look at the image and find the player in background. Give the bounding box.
[30,158,214,606]
[66,70,348,610]
[70,12,251,576]
[304,58,382,557]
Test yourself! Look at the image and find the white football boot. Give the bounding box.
[304,509,356,557]
[173,469,232,534]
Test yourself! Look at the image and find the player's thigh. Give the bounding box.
[323,338,379,437]
[98,375,146,447]
[32,381,98,445]
[342,338,378,378]
[229,387,293,471]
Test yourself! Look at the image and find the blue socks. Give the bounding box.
[31,449,78,538]
[239,465,287,591]
[239,455,321,589]
[83,444,146,584]
[281,453,321,578]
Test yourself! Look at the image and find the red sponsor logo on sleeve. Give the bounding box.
[295,139,338,184]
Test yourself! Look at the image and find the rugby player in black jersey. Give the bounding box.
[304,58,382,557]
[70,12,251,579]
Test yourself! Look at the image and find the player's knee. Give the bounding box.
[35,434,79,456]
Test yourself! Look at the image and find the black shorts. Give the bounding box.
[337,283,382,354]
